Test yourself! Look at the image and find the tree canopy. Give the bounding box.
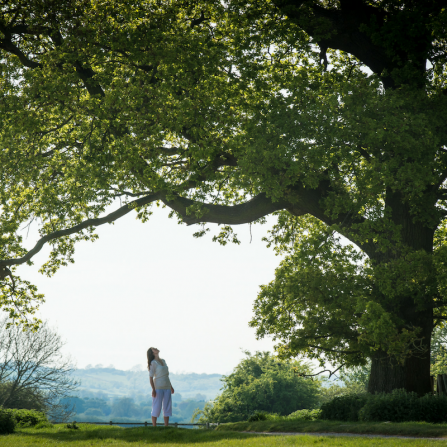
[1,0,447,393]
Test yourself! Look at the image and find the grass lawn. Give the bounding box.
[217,420,447,438]
[1,424,446,447]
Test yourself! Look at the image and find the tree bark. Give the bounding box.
[368,326,432,395]
[367,194,436,395]
[367,268,433,396]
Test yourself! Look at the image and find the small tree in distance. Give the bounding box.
[193,351,321,423]
[0,318,78,421]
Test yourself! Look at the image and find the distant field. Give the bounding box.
[1,425,443,447]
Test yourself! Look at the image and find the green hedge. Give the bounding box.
[321,390,447,423]
[10,409,48,427]
[0,409,15,435]
[320,394,368,421]
[0,408,49,434]
[287,409,322,421]
[359,390,447,423]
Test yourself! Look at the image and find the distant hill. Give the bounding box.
[71,367,223,401]
[65,368,224,423]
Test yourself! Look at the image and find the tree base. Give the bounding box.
[368,351,432,395]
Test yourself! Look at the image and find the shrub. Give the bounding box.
[0,408,16,435]
[358,389,416,422]
[321,389,447,423]
[35,421,53,429]
[247,409,322,422]
[247,411,268,422]
[359,389,447,423]
[320,394,368,421]
[287,409,322,421]
[9,409,48,427]
[416,393,447,423]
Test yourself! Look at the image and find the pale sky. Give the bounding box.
[14,205,282,375]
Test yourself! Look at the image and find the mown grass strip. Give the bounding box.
[1,424,445,446]
[216,420,447,438]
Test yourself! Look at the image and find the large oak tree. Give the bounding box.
[1,0,447,394]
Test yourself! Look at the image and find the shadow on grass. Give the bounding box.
[17,425,260,444]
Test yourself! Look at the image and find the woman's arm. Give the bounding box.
[150,377,156,397]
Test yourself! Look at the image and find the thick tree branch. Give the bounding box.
[0,193,162,268]
[108,188,153,198]
[356,145,371,161]
[285,177,376,256]
[0,21,105,97]
[0,37,41,68]
[3,24,53,36]
[154,146,185,156]
[163,193,288,226]
[0,190,290,267]
[273,0,432,89]
[73,61,105,97]
[189,11,208,28]
[273,1,390,75]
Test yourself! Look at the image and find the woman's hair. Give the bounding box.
[147,347,155,371]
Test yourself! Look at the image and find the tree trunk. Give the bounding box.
[366,193,436,395]
[368,342,432,395]
[366,262,434,395]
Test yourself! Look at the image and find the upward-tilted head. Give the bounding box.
[147,347,159,370]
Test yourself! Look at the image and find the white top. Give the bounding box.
[149,359,171,390]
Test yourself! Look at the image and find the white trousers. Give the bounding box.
[151,389,172,417]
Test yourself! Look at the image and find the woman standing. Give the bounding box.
[147,347,175,427]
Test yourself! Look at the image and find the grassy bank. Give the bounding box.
[1,424,444,446]
[216,419,447,438]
